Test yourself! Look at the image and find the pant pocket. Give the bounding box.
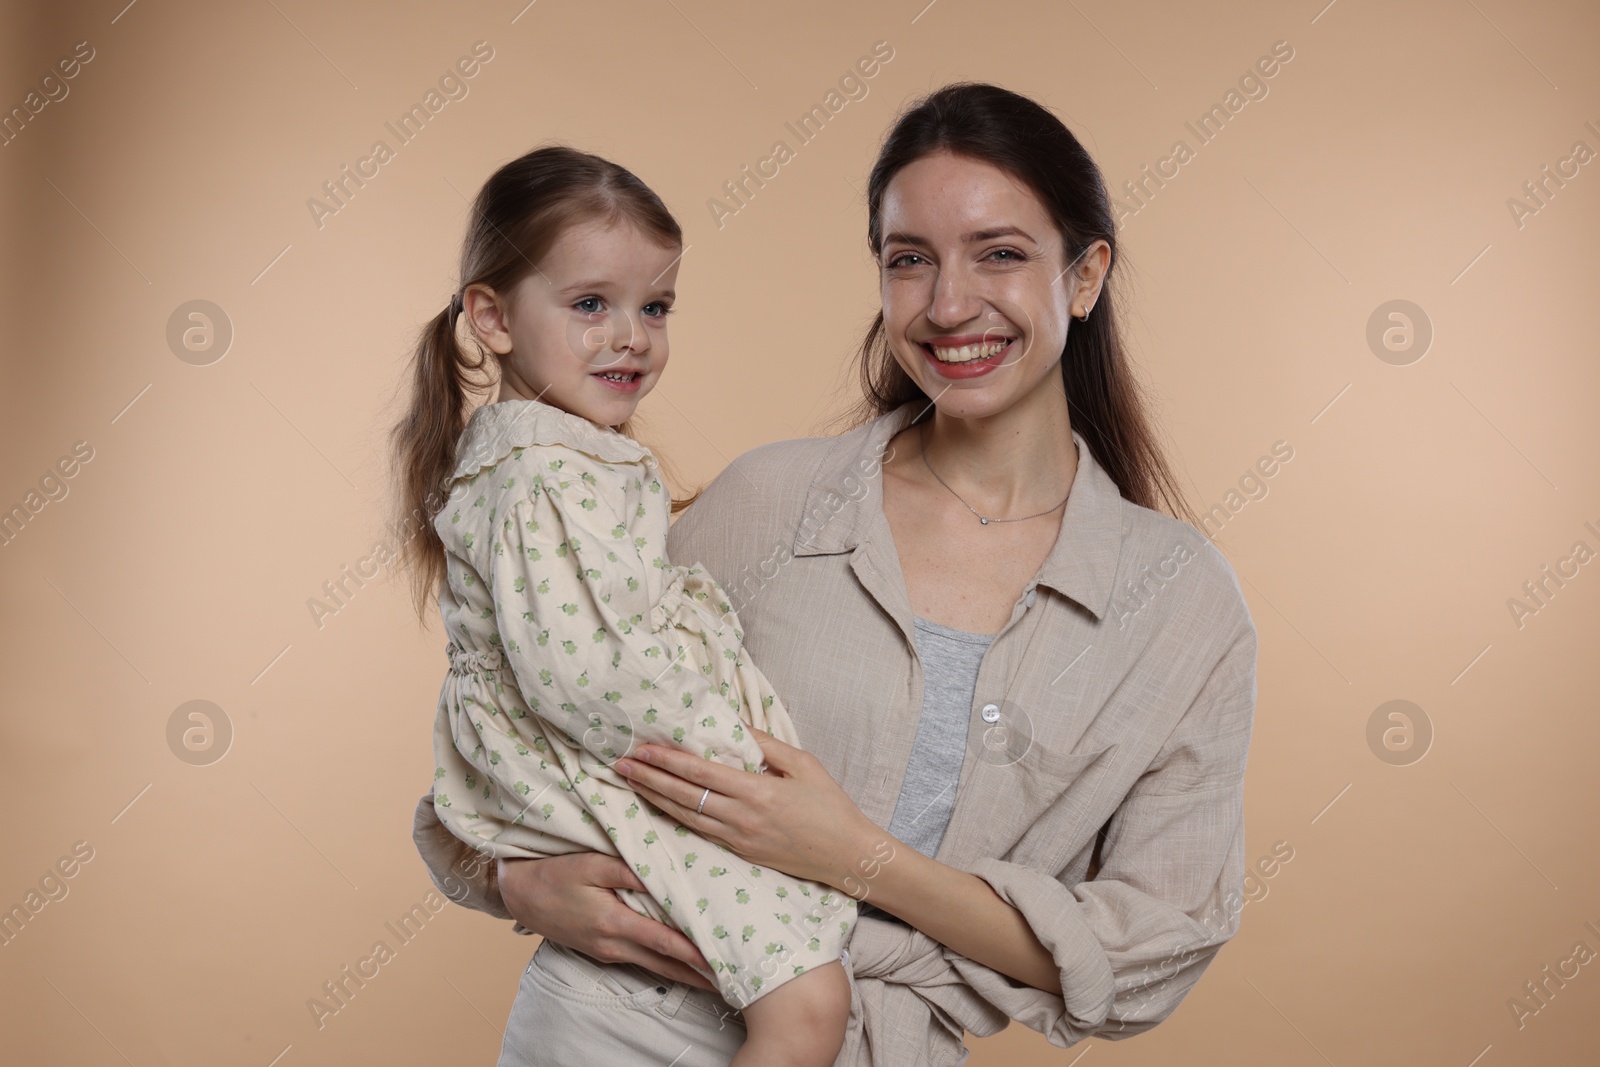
[524,940,672,1010]
[499,942,746,1067]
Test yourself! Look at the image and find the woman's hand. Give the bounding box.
[613,727,879,891]
[495,854,716,991]
[613,733,1066,994]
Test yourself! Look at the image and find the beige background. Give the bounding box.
[2,0,1597,1063]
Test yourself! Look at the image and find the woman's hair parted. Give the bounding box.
[389,143,696,622]
[846,82,1197,528]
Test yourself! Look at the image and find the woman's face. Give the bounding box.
[878,150,1102,421]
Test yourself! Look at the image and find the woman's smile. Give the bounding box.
[878,151,1079,410]
[918,332,1019,378]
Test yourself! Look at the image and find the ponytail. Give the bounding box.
[390,304,493,621]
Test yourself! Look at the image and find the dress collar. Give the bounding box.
[791,400,1126,621]
[450,396,654,482]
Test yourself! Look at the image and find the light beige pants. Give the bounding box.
[497,938,749,1066]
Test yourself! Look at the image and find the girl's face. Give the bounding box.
[467,216,681,428]
[877,150,1105,421]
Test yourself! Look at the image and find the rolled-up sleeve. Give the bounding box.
[937,622,1257,1045]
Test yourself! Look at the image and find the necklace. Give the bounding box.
[918,422,1071,525]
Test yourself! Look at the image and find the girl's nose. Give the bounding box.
[612,310,649,354]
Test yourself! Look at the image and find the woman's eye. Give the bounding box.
[575,297,603,314]
[988,248,1025,262]
[886,252,925,269]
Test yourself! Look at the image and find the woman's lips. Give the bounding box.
[592,370,643,393]
[919,336,1016,379]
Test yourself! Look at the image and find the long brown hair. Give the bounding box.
[843,82,1196,527]
[390,143,697,621]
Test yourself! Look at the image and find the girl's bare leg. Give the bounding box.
[728,959,850,1067]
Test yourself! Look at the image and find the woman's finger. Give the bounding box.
[620,744,747,795]
[585,853,649,894]
[627,948,717,992]
[628,780,733,844]
[614,759,695,811]
[603,895,716,991]
[749,729,805,773]
[617,757,735,825]
[495,855,720,995]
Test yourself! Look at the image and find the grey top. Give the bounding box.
[884,615,996,859]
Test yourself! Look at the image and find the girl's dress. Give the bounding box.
[429,397,856,1010]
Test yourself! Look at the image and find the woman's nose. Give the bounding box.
[927,264,981,327]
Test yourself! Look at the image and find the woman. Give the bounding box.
[412,82,1257,1066]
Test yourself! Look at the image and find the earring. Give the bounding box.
[1078,306,1091,321]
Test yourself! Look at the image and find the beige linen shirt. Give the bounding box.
[412,399,1258,1064]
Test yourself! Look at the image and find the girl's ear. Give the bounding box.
[463,283,514,355]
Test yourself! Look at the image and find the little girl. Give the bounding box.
[392,144,854,1066]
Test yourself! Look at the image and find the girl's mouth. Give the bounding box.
[920,337,1016,379]
[592,369,643,393]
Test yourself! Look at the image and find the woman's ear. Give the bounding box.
[1063,239,1111,316]
[463,283,514,355]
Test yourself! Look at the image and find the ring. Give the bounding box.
[696,787,711,815]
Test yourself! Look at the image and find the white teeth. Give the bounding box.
[929,340,1011,363]
[597,372,636,381]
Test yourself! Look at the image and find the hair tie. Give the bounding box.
[447,291,464,320]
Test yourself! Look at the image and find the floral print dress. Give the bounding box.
[429,397,855,1009]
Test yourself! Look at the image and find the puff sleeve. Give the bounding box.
[483,449,770,777]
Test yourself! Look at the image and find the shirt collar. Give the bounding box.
[792,399,1126,621]
[451,396,653,482]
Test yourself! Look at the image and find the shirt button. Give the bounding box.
[980,703,1001,723]
[1024,589,1037,608]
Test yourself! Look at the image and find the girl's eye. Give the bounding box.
[886,252,925,269]
[643,303,673,318]
[575,297,603,314]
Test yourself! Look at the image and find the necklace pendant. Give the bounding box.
[979,517,989,525]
